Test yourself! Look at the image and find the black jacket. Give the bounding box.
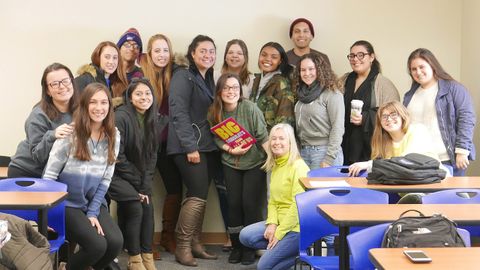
[109,103,159,201]
[74,64,109,92]
[167,65,217,155]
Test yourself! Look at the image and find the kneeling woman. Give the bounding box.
[239,123,309,270]
[109,78,159,270]
[43,83,123,270]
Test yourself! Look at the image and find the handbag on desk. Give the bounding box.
[367,153,446,185]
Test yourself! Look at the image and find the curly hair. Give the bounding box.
[294,53,342,92]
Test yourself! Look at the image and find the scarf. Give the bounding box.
[297,81,322,104]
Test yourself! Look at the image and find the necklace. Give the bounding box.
[90,133,102,154]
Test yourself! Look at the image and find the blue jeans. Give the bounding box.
[300,145,343,170]
[240,221,299,270]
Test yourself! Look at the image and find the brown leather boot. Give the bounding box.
[141,253,157,270]
[175,197,202,267]
[128,254,147,270]
[191,198,218,260]
[160,194,181,254]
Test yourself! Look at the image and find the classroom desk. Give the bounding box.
[300,176,480,192]
[317,204,480,270]
[0,167,7,179]
[0,191,67,236]
[369,247,480,270]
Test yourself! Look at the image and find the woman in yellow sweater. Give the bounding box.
[239,123,309,269]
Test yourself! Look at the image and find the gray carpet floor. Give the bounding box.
[117,245,257,270]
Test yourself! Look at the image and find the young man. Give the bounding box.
[286,18,331,68]
[117,27,144,82]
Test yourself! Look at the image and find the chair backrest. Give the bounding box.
[307,165,366,177]
[295,187,389,255]
[347,223,471,270]
[421,189,480,204]
[0,155,10,167]
[0,178,67,251]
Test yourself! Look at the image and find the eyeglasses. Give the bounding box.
[222,85,240,92]
[48,78,72,89]
[123,42,139,50]
[381,112,399,122]
[347,52,370,61]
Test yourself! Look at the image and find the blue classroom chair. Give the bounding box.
[307,166,366,177]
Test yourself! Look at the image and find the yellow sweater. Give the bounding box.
[266,154,309,240]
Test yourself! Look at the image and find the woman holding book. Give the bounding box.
[208,73,269,265]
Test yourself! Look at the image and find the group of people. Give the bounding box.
[4,16,476,270]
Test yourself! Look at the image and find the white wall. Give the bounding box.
[0,0,469,232]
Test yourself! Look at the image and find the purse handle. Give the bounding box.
[399,209,425,218]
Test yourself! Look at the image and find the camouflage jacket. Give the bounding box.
[250,73,295,131]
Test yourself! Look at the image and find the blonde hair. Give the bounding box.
[262,123,301,172]
[371,101,410,159]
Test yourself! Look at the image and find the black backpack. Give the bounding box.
[367,153,446,185]
[382,209,466,248]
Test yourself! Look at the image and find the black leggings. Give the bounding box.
[172,151,220,199]
[223,164,266,233]
[117,198,154,255]
[157,144,182,195]
[65,206,123,270]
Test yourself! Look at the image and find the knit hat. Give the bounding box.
[289,18,315,38]
[117,28,143,53]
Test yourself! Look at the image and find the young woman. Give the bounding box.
[294,53,345,169]
[404,48,476,176]
[239,123,309,270]
[8,63,77,178]
[342,40,400,165]
[208,73,269,265]
[108,78,159,270]
[219,39,255,98]
[43,83,122,270]
[249,42,295,131]
[141,33,183,255]
[75,41,128,107]
[348,101,439,176]
[167,35,220,266]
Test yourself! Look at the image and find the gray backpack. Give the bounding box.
[382,209,466,248]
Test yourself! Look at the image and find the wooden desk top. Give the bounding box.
[369,247,480,270]
[317,204,480,226]
[0,191,68,209]
[0,167,7,178]
[301,176,480,192]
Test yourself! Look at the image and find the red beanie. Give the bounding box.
[289,18,315,38]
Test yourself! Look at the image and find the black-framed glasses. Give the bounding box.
[347,52,370,61]
[123,42,140,50]
[222,85,240,92]
[48,78,72,89]
[381,112,399,122]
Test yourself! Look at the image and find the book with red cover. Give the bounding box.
[210,117,256,149]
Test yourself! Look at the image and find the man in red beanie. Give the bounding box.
[286,18,331,68]
[117,27,144,82]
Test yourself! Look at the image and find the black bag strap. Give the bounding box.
[399,209,425,218]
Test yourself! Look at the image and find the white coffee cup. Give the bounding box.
[351,99,364,117]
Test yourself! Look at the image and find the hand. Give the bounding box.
[456,153,469,170]
[139,193,150,204]
[54,123,74,139]
[230,144,252,156]
[88,217,104,236]
[187,151,200,164]
[350,113,362,126]
[320,161,330,168]
[349,161,369,176]
[263,224,277,243]
[267,236,279,250]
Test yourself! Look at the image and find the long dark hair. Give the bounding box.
[259,42,293,77]
[350,40,382,73]
[407,48,454,88]
[73,83,116,164]
[186,35,216,68]
[40,63,78,120]
[208,73,244,126]
[125,78,159,160]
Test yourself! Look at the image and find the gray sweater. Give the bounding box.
[9,105,72,177]
[294,89,345,165]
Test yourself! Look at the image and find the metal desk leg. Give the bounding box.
[339,226,350,270]
[38,209,48,236]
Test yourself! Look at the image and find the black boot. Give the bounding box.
[241,246,256,265]
[228,233,242,264]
